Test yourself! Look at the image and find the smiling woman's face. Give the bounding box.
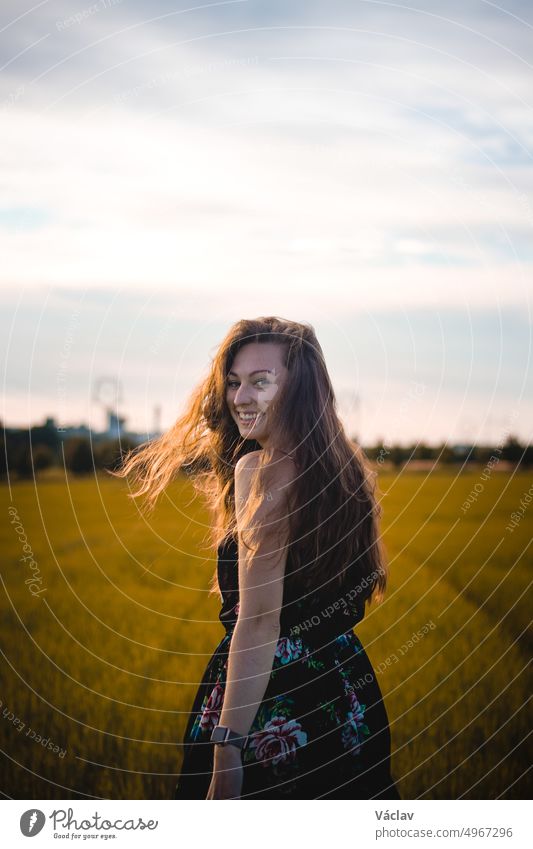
[225,342,288,448]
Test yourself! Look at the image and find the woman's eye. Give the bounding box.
[227,379,267,388]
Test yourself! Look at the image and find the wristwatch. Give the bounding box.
[210,724,250,750]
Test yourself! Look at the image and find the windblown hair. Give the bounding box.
[110,316,390,608]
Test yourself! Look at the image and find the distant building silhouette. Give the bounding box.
[5,413,162,445]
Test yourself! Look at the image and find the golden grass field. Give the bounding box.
[0,468,531,799]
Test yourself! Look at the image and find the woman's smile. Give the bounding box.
[236,410,263,427]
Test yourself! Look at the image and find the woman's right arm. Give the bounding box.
[206,452,296,799]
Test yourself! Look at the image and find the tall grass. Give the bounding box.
[0,469,530,799]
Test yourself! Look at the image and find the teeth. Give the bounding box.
[238,413,259,422]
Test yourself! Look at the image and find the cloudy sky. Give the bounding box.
[1,0,531,444]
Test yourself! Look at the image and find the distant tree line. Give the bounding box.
[0,420,138,478]
[0,419,531,479]
[364,435,532,468]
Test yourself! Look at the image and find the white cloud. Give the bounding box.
[0,98,531,305]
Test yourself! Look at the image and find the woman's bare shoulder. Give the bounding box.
[235,449,297,483]
[234,450,262,474]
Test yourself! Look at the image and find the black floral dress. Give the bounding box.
[174,535,401,799]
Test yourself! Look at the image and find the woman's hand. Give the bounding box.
[206,745,243,799]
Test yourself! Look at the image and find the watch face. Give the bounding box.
[211,726,227,744]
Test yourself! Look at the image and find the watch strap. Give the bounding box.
[210,725,250,750]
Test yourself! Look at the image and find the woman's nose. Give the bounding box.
[234,384,254,405]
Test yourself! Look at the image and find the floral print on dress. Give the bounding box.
[341,687,370,755]
[198,681,224,733]
[248,716,307,769]
[274,636,303,664]
[191,633,371,759]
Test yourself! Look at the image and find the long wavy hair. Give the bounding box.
[109,316,389,608]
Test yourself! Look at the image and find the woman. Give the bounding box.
[114,316,401,800]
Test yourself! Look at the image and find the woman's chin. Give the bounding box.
[240,426,263,437]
